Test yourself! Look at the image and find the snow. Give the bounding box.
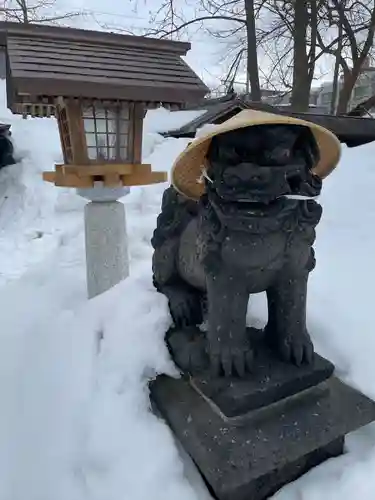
[144,106,206,134]
[1,79,375,499]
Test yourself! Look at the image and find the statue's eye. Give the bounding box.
[219,146,242,164]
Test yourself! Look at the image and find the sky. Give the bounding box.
[2,0,337,92]
[67,0,339,90]
[63,0,232,91]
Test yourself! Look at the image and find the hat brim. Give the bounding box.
[171,109,342,200]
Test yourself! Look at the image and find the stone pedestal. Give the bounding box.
[84,201,129,299]
[78,184,130,299]
[151,341,375,500]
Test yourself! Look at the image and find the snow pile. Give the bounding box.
[1,78,375,500]
[0,270,210,500]
[0,113,75,283]
[271,143,375,499]
[144,106,206,134]
[0,261,216,500]
[0,81,204,500]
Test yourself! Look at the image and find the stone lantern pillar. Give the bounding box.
[78,185,130,299]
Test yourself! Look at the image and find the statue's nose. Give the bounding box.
[239,165,271,185]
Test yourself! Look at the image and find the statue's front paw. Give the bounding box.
[167,327,209,374]
[168,290,202,328]
[277,329,314,366]
[208,337,254,378]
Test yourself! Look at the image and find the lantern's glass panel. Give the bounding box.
[85,133,96,147]
[108,146,116,159]
[88,147,97,160]
[96,135,108,161]
[95,121,106,135]
[119,134,128,147]
[82,105,94,118]
[120,106,130,120]
[107,110,117,133]
[94,108,106,120]
[82,102,131,162]
[108,134,117,147]
[108,133,117,160]
[119,120,129,135]
[83,118,95,133]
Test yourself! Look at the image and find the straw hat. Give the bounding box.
[171,109,342,200]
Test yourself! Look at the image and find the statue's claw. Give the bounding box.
[208,340,254,378]
[277,329,314,366]
[168,290,203,328]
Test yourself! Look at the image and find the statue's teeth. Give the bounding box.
[283,195,320,200]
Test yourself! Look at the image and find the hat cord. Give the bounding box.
[198,166,213,185]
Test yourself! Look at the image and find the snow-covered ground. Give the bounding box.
[1,81,375,500]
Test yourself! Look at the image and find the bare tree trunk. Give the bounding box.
[332,0,375,114]
[244,0,261,101]
[336,70,359,114]
[330,21,343,114]
[290,0,311,111]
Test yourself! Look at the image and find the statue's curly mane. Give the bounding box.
[196,193,227,273]
[151,186,198,250]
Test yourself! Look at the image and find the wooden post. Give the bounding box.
[132,103,145,164]
[66,99,89,165]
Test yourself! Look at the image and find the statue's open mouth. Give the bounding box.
[218,194,320,203]
[204,162,321,206]
[208,173,321,207]
[209,194,293,221]
[282,193,320,200]
[212,187,292,206]
[208,184,321,221]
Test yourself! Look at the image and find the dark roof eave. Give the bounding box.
[165,104,375,148]
[280,110,375,147]
[184,95,247,112]
[0,21,191,55]
[10,76,208,105]
[243,102,375,148]
[166,100,249,135]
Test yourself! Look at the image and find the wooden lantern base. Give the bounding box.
[42,163,168,188]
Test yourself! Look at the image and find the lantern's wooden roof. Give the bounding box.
[0,22,209,109]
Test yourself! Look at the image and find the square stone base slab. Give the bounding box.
[191,350,334,418]
[150,375,375,500]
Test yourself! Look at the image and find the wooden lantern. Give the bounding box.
[1,22,208,190]
[43,97,167,189]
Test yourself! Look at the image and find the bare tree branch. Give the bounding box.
[145,15,246,39]
[2,0,82,24]
[317,0,375,113]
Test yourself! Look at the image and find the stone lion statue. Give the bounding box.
[151,110,341,378]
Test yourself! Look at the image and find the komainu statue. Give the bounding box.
[151,110,341,377]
